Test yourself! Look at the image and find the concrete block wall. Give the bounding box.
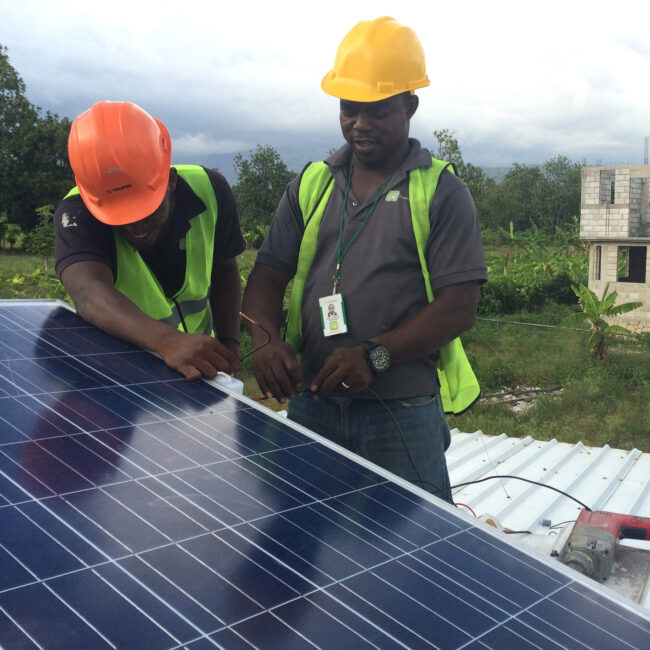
[580,166,650,239]
[580,206,631,238]
[630,178,642,236]
[588,242,650,332]
[614,168,630,205]
[581,174,600,204]
[598,170,612,204]
[605,244,619,280]
[639,178,649,236]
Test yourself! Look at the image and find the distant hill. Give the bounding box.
[173,148,513,186]
[172,145,336,185]
[480,166,510,183]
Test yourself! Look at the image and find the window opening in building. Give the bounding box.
[617,246,647,283]
[600,170,615,204]
[593,245,601,280]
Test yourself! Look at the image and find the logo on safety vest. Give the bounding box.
[386,190,407,202]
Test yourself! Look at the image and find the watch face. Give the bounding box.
[369,345,390,373]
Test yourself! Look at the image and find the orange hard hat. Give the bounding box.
[321,16,430,102]
[68,101,172,226]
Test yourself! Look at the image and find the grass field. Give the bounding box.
[0,252,69,302]
[450,314,650,451]
[2,250,648,451]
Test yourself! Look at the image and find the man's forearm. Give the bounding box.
[241,264,290,346]
[210,258,242,342]
[61,260,240,379]
[375,281,480,364]
[71,279,182,353]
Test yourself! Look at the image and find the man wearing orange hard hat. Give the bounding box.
[54,101,245,379]
[243,17,486,501]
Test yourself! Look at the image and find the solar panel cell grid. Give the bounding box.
[1,300,649,649]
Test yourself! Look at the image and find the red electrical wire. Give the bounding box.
[454,502,477,517]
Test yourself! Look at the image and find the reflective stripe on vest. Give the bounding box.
[287,158,480,415]
[65,165,217,336]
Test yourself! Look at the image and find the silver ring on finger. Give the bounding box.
[341,381,350,389]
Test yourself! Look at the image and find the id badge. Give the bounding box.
[319,293,348,337]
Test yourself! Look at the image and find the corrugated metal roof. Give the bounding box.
[448,429,650,608]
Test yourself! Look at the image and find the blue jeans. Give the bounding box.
[288,392,453,503]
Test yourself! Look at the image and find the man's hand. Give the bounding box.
[251,340,301,403]
[310,345,372,396]
[155,330,240,380]
[241,263,300,403]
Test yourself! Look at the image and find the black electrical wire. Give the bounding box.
[503,529,533,535]
[451,475,592,511]
[549,519,577,530]
[239,312,272,362]
[365,385,448,499]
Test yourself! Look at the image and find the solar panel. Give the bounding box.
[1,299,649,650]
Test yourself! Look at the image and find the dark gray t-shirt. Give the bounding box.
[257,140,487,399]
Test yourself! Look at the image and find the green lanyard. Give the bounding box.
[333,165,395,294]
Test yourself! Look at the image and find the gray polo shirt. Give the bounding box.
[257,139,487,399]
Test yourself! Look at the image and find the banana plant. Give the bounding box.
[561,283,642,360]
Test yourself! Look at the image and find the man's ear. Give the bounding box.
[168,167,178,192]
[406,93,419,119]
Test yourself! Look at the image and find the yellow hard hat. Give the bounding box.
[321,16,430,102]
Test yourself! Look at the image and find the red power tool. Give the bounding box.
[561,509,650,582]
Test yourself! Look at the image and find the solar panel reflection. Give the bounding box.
[1,301,649,649]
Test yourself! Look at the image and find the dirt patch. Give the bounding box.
[481,385,563,413]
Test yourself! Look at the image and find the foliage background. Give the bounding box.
[1,45,72,232]
[1,41,648,452]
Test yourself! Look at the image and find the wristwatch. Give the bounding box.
[361,340,391,373]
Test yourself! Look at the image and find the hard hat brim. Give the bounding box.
[78,168,171,227]
[321,71,430,103]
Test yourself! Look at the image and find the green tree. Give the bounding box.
[233,145,295,229]
[23,204,55,271]
[1,44,36,221]
[0,212,22,248]
[537,155,581,230]
[480,180,522,230]
[0,44,73,230]
[461,161,495,221]
[432,129,494,220]
[431,130,581,233]
[432,128,464,171]
[480,156,581,232]
[560,283,642,360]
[499,163,544,231]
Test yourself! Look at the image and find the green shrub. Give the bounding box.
[546,271,576,304]
[242,224,269,249]
[23,205,55,270]
[0,267,69,302]
[478,276,523,314]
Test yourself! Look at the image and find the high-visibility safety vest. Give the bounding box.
[64,165,217,336]
[286,157,480,414]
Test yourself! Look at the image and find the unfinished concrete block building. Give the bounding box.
[580,165,650,331]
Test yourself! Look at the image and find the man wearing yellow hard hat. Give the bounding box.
[54,101,245,379]
[243,17,486,501]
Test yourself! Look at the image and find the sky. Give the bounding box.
[2,0,650,175]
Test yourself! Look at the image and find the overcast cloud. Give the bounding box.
[2,0,650,173]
